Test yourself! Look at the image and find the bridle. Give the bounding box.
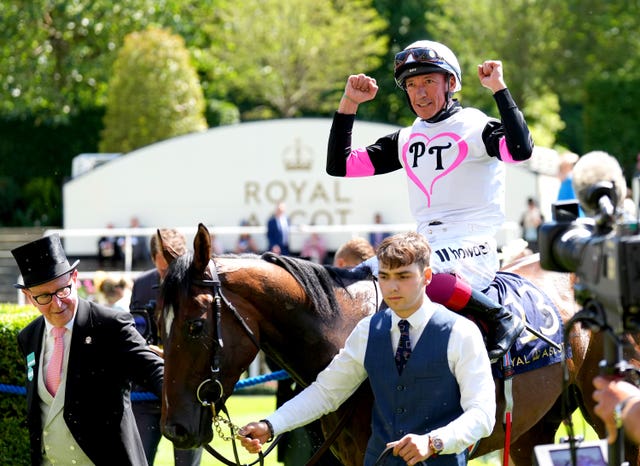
[189,259,273,466]
[182,258,354,466]
[191,259,260,409]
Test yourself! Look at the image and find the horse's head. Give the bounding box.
[158,223,260,449]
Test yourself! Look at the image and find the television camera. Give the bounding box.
[539,187,640,336]
[538,151,640,466]
[130,299,159,346]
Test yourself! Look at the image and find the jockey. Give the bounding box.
[327,40,534,360]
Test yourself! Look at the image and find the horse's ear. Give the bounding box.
[157,229,177,266]
[192,223,212,274]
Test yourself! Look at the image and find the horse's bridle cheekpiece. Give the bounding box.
[191,259,272,466]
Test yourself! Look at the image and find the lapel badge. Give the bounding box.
[84,336,92,344]
[27,352,36,381]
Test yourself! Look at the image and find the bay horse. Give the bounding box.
[158,224,639,465]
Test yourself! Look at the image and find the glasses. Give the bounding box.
[31,283,73,305]
[394,47,442,73]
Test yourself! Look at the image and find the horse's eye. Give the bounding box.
[187,319,206,338]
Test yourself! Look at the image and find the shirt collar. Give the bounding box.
[44,315,75,336]
[390,302,435,329]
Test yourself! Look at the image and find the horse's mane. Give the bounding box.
[261,252,373,322]
[161,251,375,322]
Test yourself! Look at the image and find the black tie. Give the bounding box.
[395,320,412,375]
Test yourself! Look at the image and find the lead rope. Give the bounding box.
[372,445,394,465]
[205,403,281,466]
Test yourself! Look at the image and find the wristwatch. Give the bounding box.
[429,435,444,455]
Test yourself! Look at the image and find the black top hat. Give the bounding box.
[11,234,80,289]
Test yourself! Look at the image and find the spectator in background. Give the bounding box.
[97,223,123,268]
[234,220,260,254]
[369,212,391,249]
[333,237,375,268]
[519,197,543,253]
[208,229,224,255]
[266,202,290,255]
[301,231,328,264]
[98,275,132,311]
[129,229,203,466]
[129,217,150,268]
[557,151,584,217]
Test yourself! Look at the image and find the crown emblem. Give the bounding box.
[283,138,313,171]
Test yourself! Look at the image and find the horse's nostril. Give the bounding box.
[163,423,188,442]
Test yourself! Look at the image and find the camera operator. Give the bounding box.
[130,229,203,466]
[593,376,640,444]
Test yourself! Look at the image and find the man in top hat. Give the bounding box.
[13,234,164,466]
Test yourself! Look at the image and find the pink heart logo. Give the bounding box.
[401,131,468,207]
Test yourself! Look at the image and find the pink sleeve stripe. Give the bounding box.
[345,148,375,177]
[499,137,517,163]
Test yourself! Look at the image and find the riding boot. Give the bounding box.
[461,290,525,361]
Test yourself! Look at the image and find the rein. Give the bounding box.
[192,259,347,466]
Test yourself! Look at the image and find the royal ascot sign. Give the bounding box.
[63,118,412,254]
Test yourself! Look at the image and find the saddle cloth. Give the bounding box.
[483,271,570,378]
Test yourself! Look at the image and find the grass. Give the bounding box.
[153,395,598,466]
[154,394,282,466]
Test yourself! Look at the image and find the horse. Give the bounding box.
[158,223,639,466]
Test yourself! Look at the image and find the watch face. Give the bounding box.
[431,436,444,452]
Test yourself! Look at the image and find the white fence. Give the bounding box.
[14,221,521,304]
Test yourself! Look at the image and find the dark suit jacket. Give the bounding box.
[129,268,162,396]
[267,215,290,255]
[130,268,160,311]
[17,299,164,466]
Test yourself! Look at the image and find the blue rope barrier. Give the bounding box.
[0,384,26,396]
[0,370,290,401]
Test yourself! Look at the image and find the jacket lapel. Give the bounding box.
[24,318,45,415]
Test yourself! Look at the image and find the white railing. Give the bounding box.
[20,222,520,303]
[44,223,419,271]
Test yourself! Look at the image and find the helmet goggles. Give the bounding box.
[394,47,444,73]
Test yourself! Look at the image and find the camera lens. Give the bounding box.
[133,314,149,338]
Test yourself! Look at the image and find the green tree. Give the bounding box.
[22,177,61,226]
[0,0,221,122]
[198,0,388,118]
[362,0,441,125]
[424,0,565,148]
[99,27,207,153]
[423,0,640,153]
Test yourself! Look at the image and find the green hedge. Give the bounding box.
[0,305,39,466]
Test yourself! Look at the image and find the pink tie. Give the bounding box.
[46,327,66,396]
